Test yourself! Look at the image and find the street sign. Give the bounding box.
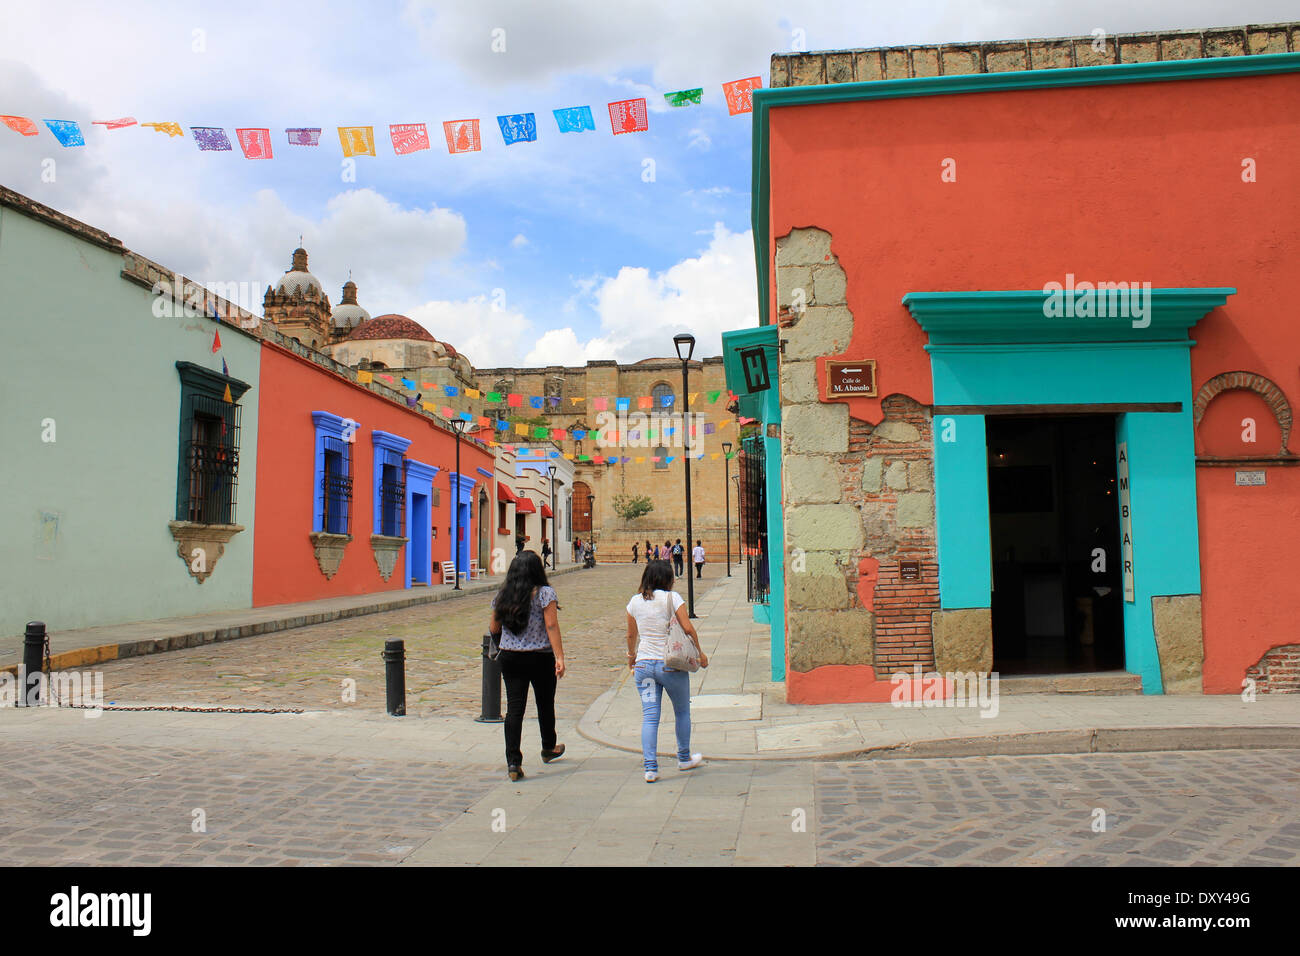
[825,360,877,398]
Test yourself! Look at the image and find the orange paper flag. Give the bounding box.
[1,115,40,136]
[338,126,376,157]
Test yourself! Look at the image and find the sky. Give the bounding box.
[2,0,1294,367]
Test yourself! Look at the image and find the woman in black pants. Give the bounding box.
[489,551,567,781]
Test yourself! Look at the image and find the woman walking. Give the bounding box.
[632,542,639,564]
[625,560,708,782]
[489,551,566,781]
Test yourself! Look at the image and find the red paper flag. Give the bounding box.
[211,329,221,353]
[1,115,39,137]
[637,396,652,409]
[442,406,455,418]
[390,123,430,155]
[722,76,762,115]
[608,98,648,134]
[92,117,137,130]
[442,119,481,154]
[236,128,273,159]
[507,393,523,407]
[593,397,608,411]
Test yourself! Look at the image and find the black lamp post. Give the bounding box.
[586,493,595,558]
[673,331,697,618]
[450,418,467,590]
[722,440,733,577]
[547,463,557,570]
[731,474,740,568]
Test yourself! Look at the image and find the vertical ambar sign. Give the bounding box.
[1117,442,1134,603]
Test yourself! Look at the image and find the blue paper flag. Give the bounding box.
[444,386,458,397]
[496,420,509,432]
[497,113,537,145]
[666,427,675,435]
[459,412,473,422]
[661,394,675,407]
[665,456,676,464]
[573,429,586,440]
[43,120,84,147]
[552,106,595,133]
[615,397,630,412]
[401,378,416,390]
[190,127,233,151]
[549,451,560,459]
[529,396,543,409]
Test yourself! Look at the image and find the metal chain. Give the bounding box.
[42,632,58,706]
[57,703,305,714]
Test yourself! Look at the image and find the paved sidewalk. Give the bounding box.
[3,560,584,673]
[579,577,1300,760]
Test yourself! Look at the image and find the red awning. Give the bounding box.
[540,503,553,518]
[497,483,518,504]
[515,497,537,514]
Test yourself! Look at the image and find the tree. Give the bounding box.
[613,493,654,523]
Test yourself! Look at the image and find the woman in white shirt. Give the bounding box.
[625,560,709,782]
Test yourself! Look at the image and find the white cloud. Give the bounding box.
[686,128,711,151]
[510,233,530,248]
[407,295,533,369]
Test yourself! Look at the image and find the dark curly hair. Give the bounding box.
[495,551,550,635]
[638,560,674,600]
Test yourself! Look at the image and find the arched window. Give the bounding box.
[654,445,668,470]
[651,382,675,411]
[573,480,593,534]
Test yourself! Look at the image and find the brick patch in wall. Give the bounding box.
[1246,644,1300,694]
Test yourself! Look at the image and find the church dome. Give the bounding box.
[275,247,323,297]
[332,280,371,329]
[346,313,438,342]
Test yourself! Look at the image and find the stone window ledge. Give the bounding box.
[168,521,244,584]
[309,531,352,580]
[370,534,408,582]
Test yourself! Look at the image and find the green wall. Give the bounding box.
[0,205,260,638]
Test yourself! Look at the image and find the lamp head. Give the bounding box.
[548,464,557,478]
[450,418,467,435]
[673,332,696,362]
[722,441,732,455]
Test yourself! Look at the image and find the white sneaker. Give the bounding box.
[645,771,659,783]
[678,753,704,771]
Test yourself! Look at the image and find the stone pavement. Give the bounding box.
[2,558,585,672]
[580,577,1300,759]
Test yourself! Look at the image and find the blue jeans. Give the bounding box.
[633,660,692,772]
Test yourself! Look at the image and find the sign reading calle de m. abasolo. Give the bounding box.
[825,360,877,398]
[1117,442,1135,603]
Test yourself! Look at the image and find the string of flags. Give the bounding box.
[0,76,763,155]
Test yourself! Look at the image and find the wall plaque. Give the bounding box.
[825,360,877,398]
[900,560,920,581]
[1235,470,1266,486]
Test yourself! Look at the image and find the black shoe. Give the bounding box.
[508,765,525,781]
[541,743,566,764]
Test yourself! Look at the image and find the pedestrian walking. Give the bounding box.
[693,540,705,579]
[645,540,653,564]
[573,537,582,563]
[488,551,566,781]
[652,543,661,561]
[632,542,639,564]
[672,539,685,577]
[541,536,551,566]
[515,533,525,555]
[625,560,708,782]
[664,540,674,574]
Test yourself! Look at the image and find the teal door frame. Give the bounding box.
[906,289,1233,693]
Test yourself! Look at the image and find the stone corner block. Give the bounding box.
[931,608,993,673]
[784,402,849,455]
[786,503,865,553]
[788,608,874,671]
[1152,595,1204,695]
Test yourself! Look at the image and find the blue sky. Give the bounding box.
[3,0,1294,366]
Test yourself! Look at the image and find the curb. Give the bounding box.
[577,679,1300,761]
[3,563,586,675]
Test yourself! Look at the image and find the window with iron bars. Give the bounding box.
[182,394,240,525]
[739,436,769,605]
[320,436,353,535]
[378,452,405,537]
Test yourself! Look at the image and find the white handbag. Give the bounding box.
[661,591,700,673]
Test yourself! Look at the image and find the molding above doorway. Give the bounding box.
[935,402,1182,416]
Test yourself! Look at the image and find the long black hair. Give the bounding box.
[638,560,674,600]
[496,551,550,634]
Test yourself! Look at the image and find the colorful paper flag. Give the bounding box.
[665,456,676,464]
[338,126,376,157]
[422,402,436,412]
[222,358,229,377]
[497,113,537,145]
[496,420,509,432]
[548,396,561,407]
[553,106,595,133]
[222,384,233,403]
[593,397,608,411]
[358,371,373,383]
[707,390,722,403]
[529,396,543,409]
[635,457,645,464]
[689,392,698,403]
[211,329,221,353]
[551,429,565,440]
[616,397,630,412]
[515,423,528,435]
[651,456,661,463]
[573,429,586,440]
[92,117,136,130]
[190,127,232,151]
[577,455,590,462]
[390,123,430,155]
[664,88,702,107]
[401,378,416,390]
[661,394,675,407]
[722,76,762,115]
[534,427,548,438]
[459,412,473,421]
[563,453,574,460]
[236,128,273,159]
[486,391,501,403]
[570,397,584,405]
[286,128,321,146]
[628,430,640,440]
[703,422,715,435]
[507,393,522,407]
[710,453,719,460]
[380,374,394,383]
[1,115,39,136]
[638,396,652,409]
[443,119,481,154]
[142,122,184,137]
[608,98,648,135]
[466,388,481,399]
[44,120,85,147]
[443,386,459,397]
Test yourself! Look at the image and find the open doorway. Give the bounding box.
[987,415,1124,674]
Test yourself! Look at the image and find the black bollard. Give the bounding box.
[382,639,406,717]
[21,622,45,708]
[475,634,504,723]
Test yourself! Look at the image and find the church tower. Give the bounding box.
[263,246,332,350]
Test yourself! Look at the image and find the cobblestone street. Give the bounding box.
[88,564,724,719]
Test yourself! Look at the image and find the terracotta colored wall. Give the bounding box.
[768,71,1300,693]
[253,344,494,607]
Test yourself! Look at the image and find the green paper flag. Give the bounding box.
[534,426,549,438]
[486,391,501,402]
[665,88,703,107]
[577,454,591,462]
[707,390,722,403]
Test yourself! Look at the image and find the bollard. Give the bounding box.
[475,634,504,723]
[382,639,406,717]
[21,622,45,708]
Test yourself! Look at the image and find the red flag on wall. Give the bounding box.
[212,329,221,353]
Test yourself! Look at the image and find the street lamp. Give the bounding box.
[673,331,696,618]
[547,463,557,570]
[731,474,741,569]
[450,418,467,590]
[722,441,733,577]
[586,493,595,562]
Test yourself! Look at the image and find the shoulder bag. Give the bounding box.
[661,591,700,673]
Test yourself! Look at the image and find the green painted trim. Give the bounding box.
[751,52,1300,328]
[902,288,1233,344]
[721,325,779,421]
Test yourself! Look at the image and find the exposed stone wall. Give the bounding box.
[771,23,1299,87]
[1246,644,1300,694]
[1152,595,1205,694]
